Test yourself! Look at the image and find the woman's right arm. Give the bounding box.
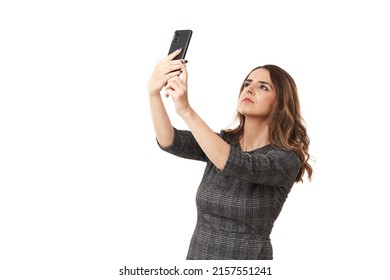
[147,49,185,147]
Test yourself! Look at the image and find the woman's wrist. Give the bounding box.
[180,106,196,122]
[148,90,163,100]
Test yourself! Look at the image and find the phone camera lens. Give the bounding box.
[173,31,180,43]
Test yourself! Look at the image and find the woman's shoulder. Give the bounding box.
[264,146,301,169]
[219,129,240,144]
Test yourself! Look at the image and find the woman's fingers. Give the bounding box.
[165,76,187,98]
[181,62,188,84]
[163,59,188,99]
[165,48,182,61]
[165,62,183,75]
[148,50,184,96]
[165,77,178,91]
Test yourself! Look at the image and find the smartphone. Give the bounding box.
[167,30,192,60]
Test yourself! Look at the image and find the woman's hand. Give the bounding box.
[147,49,185,96]
[165,63,192,118]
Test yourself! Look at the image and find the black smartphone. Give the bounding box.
[167,30,192,60]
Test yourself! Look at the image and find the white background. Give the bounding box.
[1,0,389,279]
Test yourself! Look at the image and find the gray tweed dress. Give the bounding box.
[159,128,301,260]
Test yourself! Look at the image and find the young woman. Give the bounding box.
[148,49,313,260]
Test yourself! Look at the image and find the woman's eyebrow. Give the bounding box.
[246,79,273,89]
[259,81,273,89]
[245,79,273,89]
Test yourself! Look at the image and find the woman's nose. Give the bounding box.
[246,86,255,95]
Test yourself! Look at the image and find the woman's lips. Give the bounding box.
[243,98,254,103]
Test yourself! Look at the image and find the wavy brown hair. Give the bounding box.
[228,65,313,182]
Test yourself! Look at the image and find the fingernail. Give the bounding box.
[177,48,182,51]
[181,59,188,64]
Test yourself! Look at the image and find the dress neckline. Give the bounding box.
[239,143,272,153]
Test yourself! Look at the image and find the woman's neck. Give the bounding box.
[240,118,270,152]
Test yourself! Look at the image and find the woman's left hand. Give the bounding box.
[165,61,192,118]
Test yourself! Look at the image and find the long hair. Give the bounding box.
[228,65,313,182]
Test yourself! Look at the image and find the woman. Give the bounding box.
[148,49,313,260]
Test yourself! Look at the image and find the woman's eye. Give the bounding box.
[243,82,250,87]
[260,85,269,91]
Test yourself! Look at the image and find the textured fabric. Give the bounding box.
[159,128,301,260]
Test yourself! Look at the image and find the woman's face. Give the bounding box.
[238,68,277,120]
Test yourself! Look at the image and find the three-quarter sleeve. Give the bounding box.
[219,145,301,187]
[158,127,207,162]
